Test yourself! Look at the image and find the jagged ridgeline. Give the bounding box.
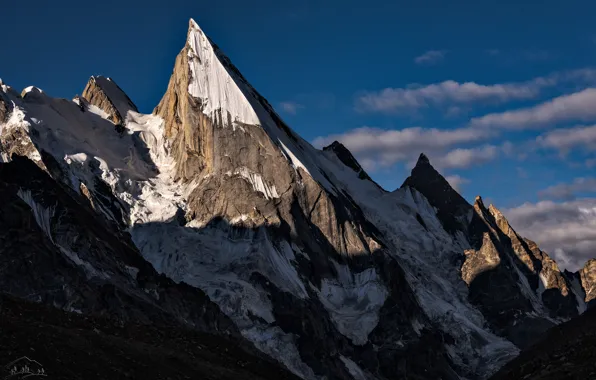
[0,18,593,380]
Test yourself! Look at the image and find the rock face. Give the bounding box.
[581,259,596,303]
[490,302,596,380]
[0,81,11,123]
[1,17,595,380]
[82,76,138,124]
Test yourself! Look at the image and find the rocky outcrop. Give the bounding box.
[489,204,539,272]
[0,82,11,123]
[82,76,138,124]
[581,259,596,303]
[488,205,576,317]
[461,231,501,284]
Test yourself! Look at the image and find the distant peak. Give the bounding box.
[401,151,472,233]
[325,141,344,150]
[21,86,45,100]
[323,141,379,184]
[488,203,504,218]
[417,153,430,165]
[474,196,486,209]
[82,75,137,124]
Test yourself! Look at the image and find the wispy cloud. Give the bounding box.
[538,177,596,200]
[356,68,596,114]
[469,88,596,130]
[438,145,499,169]
[278,101,304,115]
[504,198,596,271]
[445,175,470,192]
[312,126,491,170]
[537,124,596,154]
[414,50,447,65]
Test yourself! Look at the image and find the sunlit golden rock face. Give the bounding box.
[580,259,596,302]
[461,232,501,285]
[82,76,138,125]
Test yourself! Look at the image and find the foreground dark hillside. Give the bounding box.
[490,306,596,380]
[0,294,298,380]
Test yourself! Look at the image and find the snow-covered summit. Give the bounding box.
[186,18,260,126]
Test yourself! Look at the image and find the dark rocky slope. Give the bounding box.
[0,293,299,380]
[490,305,596,380]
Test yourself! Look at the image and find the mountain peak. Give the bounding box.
[82,75,137,124]
[323,141,376,183]
[402,153,471,233]
[184,15,260,127]
[189,18,201,32]
[474,195,485,207]
[416,152,430,166]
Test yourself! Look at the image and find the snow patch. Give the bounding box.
[17,189,108,280]
[227,167,279,199]
[314,260,388,345]
[17,189,55,243]
[242,325,317,380]
[339,356,370,380]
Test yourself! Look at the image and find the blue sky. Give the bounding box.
[2,0,596,268]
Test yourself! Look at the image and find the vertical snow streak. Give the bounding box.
[17,189,56,243]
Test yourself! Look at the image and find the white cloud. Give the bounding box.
[278,101,304,115]
[504,199,596,271]
[438,145,499,169]
[312,126,490,169]
[536,124,596,153]
[414,50,447,65]
[356,68,596,114]
[538,177,596,200]
[445,175,470,192]
[403,141,514,170]
[469,88,596,130]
